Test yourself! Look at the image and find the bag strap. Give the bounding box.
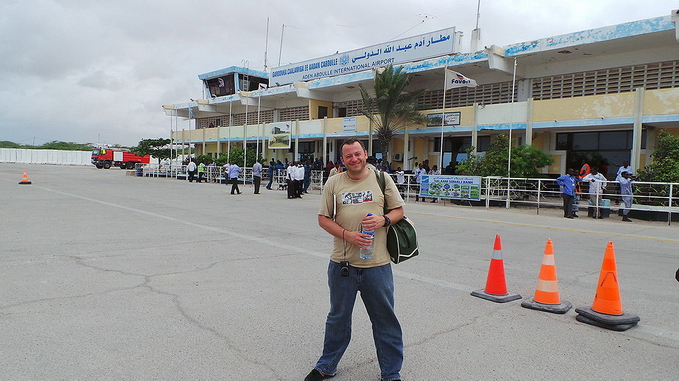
[375,170,388,215]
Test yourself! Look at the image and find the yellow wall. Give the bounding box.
[644,88,679,115]
[324,115,371,134]
[309,100,333,119]
[531,131,547,150]
[533,92,636,122]
[550,154,563,173]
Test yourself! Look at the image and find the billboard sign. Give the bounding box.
[269,122,291,149]
[420,175,481,201]
[271,27,456,85]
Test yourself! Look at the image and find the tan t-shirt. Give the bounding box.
[318,170,405,268]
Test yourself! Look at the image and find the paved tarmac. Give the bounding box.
[1,163,678,381]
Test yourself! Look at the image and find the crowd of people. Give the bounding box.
[184,156,641,220]
[556,160,637,222]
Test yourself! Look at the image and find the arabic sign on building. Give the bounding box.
[269,122,291,149]
[419,175,481,201]
[271,27,456,86]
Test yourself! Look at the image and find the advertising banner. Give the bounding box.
[269,122,291,149]
[419,175,482,201]
[271,27,456,85]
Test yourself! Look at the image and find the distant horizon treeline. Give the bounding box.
[0,140,125,151]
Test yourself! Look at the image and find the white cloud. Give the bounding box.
[0,0,676,146]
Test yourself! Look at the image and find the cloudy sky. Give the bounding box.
[1,0,677,147]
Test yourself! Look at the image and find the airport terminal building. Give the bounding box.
[163,10,679,178]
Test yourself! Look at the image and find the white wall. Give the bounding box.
[0,149,92,166]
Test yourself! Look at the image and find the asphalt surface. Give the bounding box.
[2,164,678,380]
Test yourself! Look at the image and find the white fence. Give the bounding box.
[135,164,679,224]
[0,148,91,166]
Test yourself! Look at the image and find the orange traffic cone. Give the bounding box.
[18,170,32,185]
[471,235,521,303]
[521,239,571,314]
[575,242,640,331]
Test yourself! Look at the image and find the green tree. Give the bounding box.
[0,141,21,148]
[638,130,679,182]
[196,155,213,165]
[214,147,263,167]
[40,141,94,151]
[130,138,173,163]
[457,134,553,177]
[359,64,426,160]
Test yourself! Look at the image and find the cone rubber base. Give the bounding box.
[575,307,640,331]
[575,315,638,331]
[471,289,521,303]
[521,298,572,314]
[19,181,31,185]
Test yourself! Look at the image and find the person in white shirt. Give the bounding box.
[186,160,197,182]
[582,167,607,218]
[294,162,305,198]
[616,160,633,176]
[616,171,635,222]
[414,163,427,202]
[395,167,405,198]
[286,162,295,199]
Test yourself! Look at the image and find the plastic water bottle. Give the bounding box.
[360,213,375,260]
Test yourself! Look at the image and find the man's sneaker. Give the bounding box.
[304,368,334,381]
[622,216,632,222]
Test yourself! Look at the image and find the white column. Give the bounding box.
[525,98,534,146]
[403,123,409,170]
[472,103,479,155]
[631,87,645,173]
[322,116,327,164]
[294,120,299,161]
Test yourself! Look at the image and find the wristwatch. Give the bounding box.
[383,215,391,227]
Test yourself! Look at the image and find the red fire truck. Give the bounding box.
[91,148,151,169]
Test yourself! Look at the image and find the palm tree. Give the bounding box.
[359,64,426,162]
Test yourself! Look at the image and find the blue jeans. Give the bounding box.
[315,261,403,381]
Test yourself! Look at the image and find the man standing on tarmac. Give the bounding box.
[228,161,242,195]
[294,161,305,198]
[197,162,206,183]
[555,168,579,218]
[286,162,295,199]
[307,138,405,381]
[582,167,608,218]
[252,160,262,194]
[186,159,197,182]
[616,171,635,222]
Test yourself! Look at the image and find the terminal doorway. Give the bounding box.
[556,130,646,178]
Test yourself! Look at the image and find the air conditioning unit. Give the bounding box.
[393,153,403,162]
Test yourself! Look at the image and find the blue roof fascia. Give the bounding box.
[505,16,673,56]
[306,70,375,89]
[209,93,241,104]
[198,66,269,80]
[304,52,489,89]
[402,52,489,74]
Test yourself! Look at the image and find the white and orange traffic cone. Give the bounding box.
[471,235,521,303]
[575,242,640,331]
[18,170,32,185]
[521,239,571,314]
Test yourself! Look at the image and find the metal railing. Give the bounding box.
[135,164,678,224]
[136,164,326,193]
[480,176,678,225]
